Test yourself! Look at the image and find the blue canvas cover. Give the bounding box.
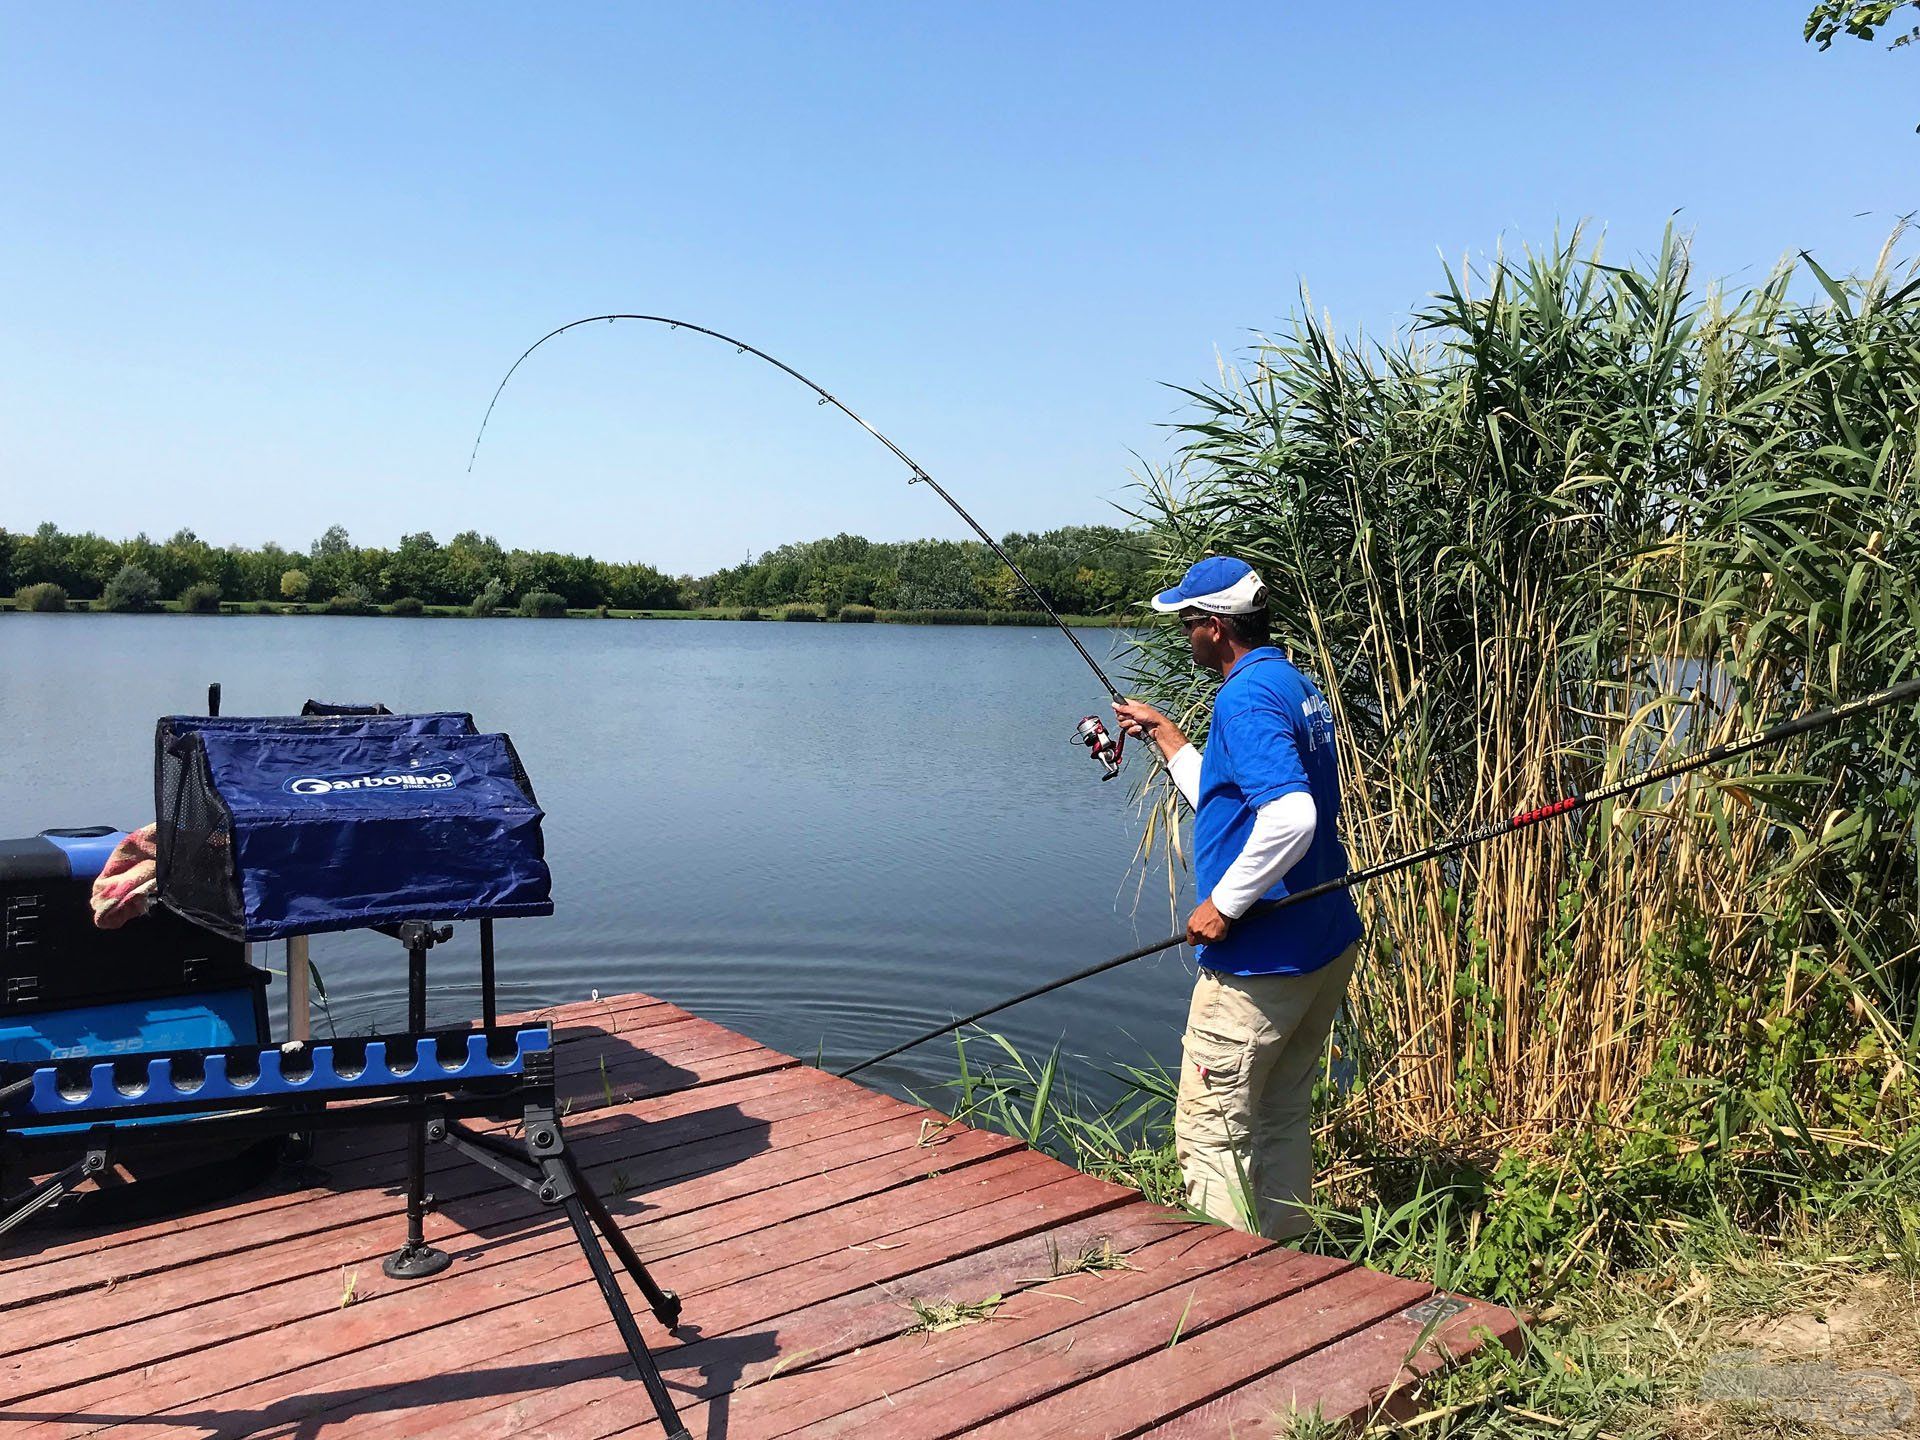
[181,730,552,939]
[163,712,476,740]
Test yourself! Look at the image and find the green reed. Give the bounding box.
[1120,225,1919,1206]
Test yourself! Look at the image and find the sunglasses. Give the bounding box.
[1179,613,1216,633]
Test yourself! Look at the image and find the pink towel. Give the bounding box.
[91,823,160,930]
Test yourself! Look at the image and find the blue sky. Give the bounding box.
[2,4,1913,574]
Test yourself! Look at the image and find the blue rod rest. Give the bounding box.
[9,1027,552,1120]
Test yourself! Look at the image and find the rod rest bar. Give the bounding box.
[1,1025,552,1122]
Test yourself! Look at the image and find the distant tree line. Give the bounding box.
[0,521,1153,616]
[687,527,1152,614]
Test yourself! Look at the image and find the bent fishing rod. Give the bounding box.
[467,314,1146,782]
[839,673,1920,1079]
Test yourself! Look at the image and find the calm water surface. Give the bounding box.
[0,614,1195,1105]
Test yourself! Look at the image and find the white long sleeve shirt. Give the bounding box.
[1164,741,1318,919]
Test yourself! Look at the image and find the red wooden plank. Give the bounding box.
[0,1058,837,1310]
[713,1201,1206,1393]
[0,1021,797,1287]
[557,1019,753,1087]
[557,1016,770,1074]
[5,1117,940,1410]
[31,1004,740,1228]
[638,1147,1064,1296]
[324,1044,833,1175]
[520,992,678,1029]
[149,1171,1136,1440]
[1136,1293,1522,1437]
[7,990,756,1251]
[71,1157,1095,1440]
[7,1113,1021,1413]
[337,1194,1180,1440]
[323,1191,1238,1440]
[727,1226,1272,1440]
[799,1245,1365,1440]
[267,1024,788,1178]
[0,990,1518,1440]
[961,1260,1433,1440]
[551,1224,1267,1440]
[294,1009,765,1161]
[596,1041,796,1098]
[5,1090,920,1391]
[552,1024,787,1100]
[7,1141,1052,1436]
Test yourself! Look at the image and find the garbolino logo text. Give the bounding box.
[284,771,458,797]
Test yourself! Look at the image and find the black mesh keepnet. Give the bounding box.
[499,733,538,807]
[154,730,245,940]
[301,699,393,716]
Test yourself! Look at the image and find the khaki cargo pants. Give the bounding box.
[1174,941,1359,1240]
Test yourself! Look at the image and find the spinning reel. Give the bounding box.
[1072,715,1124,781]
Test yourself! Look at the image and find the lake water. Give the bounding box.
[0,614,1195,1106]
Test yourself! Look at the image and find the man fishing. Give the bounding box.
[1111,556,1363,1241]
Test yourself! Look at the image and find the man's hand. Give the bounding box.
[1112,700,1190,753]
[1186,897,1231,946]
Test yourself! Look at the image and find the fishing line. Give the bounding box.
[467,314,1129,705]
[838,674,1920,1079]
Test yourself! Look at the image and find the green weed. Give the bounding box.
[1044,1235,1137,1279]
[905,1294,1004,1335]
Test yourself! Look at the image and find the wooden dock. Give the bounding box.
[1,992,1517,1438]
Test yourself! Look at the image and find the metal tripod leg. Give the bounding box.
[559,1150,682,1328]
[0,1146,108,1240]
[384,929,450,1280]
[432,1114,680,1330]
[557,1188,692,1440]
[432,1114,680,1327]
[514,1101,688,1435]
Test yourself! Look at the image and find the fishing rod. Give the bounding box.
[467,314,1145,782]
[839,673,1920,1079]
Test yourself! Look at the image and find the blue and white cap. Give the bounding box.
[1149,556,1268,615]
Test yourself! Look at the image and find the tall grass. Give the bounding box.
[1126,227,1920,1205]
[938,1032,1188,1206]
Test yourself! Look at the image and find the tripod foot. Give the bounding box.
[382,1241,451,1279]
[652,1287,682,1330]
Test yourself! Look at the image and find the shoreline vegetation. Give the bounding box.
[923,228,1916,1440]
[1,523,1154,625]
[0,593,1127,626]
